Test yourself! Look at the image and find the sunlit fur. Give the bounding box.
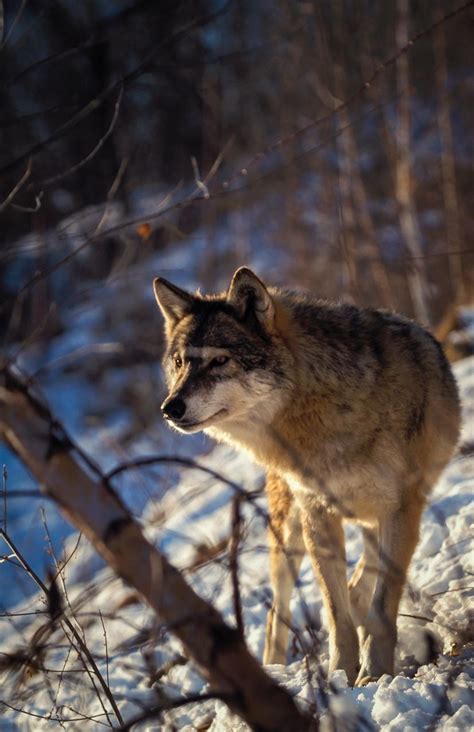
[154,267,461,686]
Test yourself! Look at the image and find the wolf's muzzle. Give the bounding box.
[162,397,186,421]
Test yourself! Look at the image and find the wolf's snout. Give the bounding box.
[162,397,186,421]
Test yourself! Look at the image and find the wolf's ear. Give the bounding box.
[153,277,194,325]
[227,267,274,330]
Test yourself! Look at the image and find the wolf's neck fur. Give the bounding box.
[207,295,380,478]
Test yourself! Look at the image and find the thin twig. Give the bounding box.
[40,507,115,728]
[191,156,210,199]
[0,490,44,500]
[0,139,227,316]
[0,2,232,177]
[0,158,32,213]
[229,496,244,639]
[0,0,26,52]
[48,642,73,723]
[0,528,124,727]
[0,699,110,725]
[39,87,124,188]
[10,191,43,213]
[92,156,129,237]
[119,692,235,732]
[2,465,6,533]
[221,0,474,188]
[61,622,115,728]
[106,454,251,496]
[0,365,315,731]
[30,343,124,378]
[98,609,110,688]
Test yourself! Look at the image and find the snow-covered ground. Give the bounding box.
[0,339,472,730]
[0,202,307,611]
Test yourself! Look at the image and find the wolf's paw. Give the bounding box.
[329,626,360,686]
[355,674,378,687]
[356,632,395,685]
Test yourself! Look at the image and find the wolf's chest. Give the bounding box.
[285,471,354,515]
[284,465,395,521]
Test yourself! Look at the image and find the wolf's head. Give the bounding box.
[153,267,291,435]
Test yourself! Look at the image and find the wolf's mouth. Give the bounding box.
[172,408,228,432]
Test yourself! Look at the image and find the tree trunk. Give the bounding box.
[394,0,431,324]
[434,7,466,303]
[0,366,314,732]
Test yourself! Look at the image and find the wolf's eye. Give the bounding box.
[210,355,229,368]
[174,356,183,369]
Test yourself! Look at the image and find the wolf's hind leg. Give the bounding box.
[263,474,305,665]
[349,526,379,646]
[356,494,424,685]
[302,509,360,685]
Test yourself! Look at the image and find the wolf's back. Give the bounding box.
[273,291,460,467]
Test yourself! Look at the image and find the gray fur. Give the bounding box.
[154,267,461,685]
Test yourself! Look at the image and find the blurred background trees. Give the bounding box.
[0,0,473,688]
[0,0,472,467]
[1,0,472,325]
[1,0,472,481]
[0,0,472,544]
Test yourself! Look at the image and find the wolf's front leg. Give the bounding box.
[302,509,359,685]
[264,474,305,665]
[356,496,424,685]
[349,525,379,646]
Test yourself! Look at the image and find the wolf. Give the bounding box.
[153,267,460,685]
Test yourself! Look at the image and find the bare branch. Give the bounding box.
[222,0,474,189]
[9,191,43,213]
[191,156,210,199]
[0,98,390,316]
[0,528,124,727]
[434,6,467,302]
[0,365,315,732]
[393,0,430,325]
[0,158,32,213]
[0,2,233,178]
[2,465,6,533]
[38,87,124,188]
[91,156,129,239]
[229,497,244,639]
[118,691,233,732]
[0,699,110,726]
[0,0,26,52]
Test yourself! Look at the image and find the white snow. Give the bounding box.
[0,350,472,729]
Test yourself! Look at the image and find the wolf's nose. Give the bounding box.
[162,397,186,421]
